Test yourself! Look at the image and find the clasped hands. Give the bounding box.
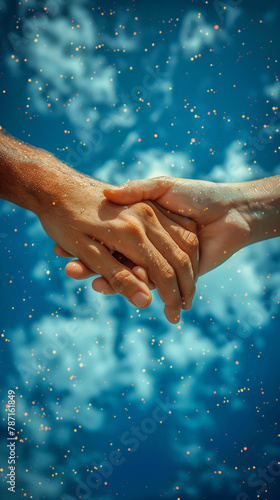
[1,130,276,318]
[47,176,251,324]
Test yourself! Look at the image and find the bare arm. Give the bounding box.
[103,176,280,276]
[0,128,72,212]
[0,131,199,323]
[230,176,280,245]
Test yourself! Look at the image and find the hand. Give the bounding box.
[40,171,199,323]
[102,176,257,276]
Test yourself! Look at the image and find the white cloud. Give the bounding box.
[2,3,280,499]
[264,82,280,102]
[10,4,117,131]
[94,148,194,184]
[179,11,216,55]
[209,140,256,182]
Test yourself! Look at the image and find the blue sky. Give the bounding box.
[0,1,280,499]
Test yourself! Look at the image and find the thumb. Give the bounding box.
[103,177,173,205]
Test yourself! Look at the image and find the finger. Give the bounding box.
[77,236,152,309]
[154,204,197,234]
[91,277,117,294]
[103,177,174,205]
[65,252,151,284]
[53,243,74,258]
[92,266,153,295]
[64,251,153,298]
[154,223,197,310]
[132,266,155,289]
[65,261,150,294]
[104,177,214,221]
[153,205,199,280]
[65,260,97,279]
[104,187,198,310]
[131,266,148,285]
[145,208,196,312]
[113,231,182,323]
[113,256,154,289]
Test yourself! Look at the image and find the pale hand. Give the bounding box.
[102,177,261,276]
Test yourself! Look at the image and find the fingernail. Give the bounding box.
[132,291,150,308]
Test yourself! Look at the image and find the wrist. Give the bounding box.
[227,176,280,245]
[32,158,109,219]
[9,152,78,217]
[19,154,73,216]
[0,130,109,216]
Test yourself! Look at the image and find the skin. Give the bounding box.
[63,176,280,296]
[0,132,199,324]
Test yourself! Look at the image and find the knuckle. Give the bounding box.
[141,203,155,218]
[176,252,192,270]
[173,226,189,240]
[117,216,144,239]
[127,219,145,238]
[187,233,199,248]
[161,263,176,283]
[134,202,156,221]
[109,269,132,293]
[173,227,199,250]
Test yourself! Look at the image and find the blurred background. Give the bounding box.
[0,0,280,499]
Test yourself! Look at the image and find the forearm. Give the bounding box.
[0,129,106,216]
[229,176,280,244]
[0,130,159,312]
